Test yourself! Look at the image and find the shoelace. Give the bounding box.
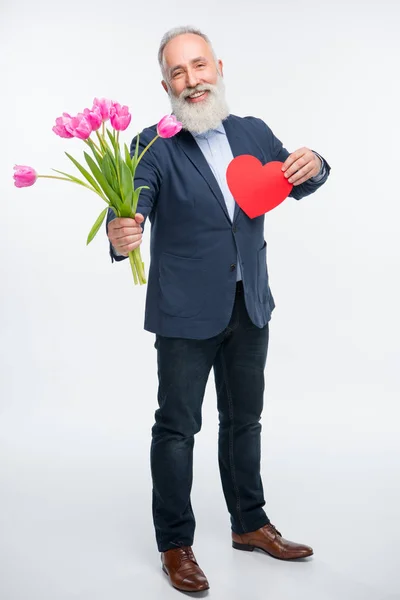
[169,545,197,566]
[265,523,282,537]
[171,545,198,568]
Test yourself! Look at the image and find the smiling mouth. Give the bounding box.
[186,90,209,103]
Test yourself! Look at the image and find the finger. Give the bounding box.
[133,214,144,234]
[281,148,306,172]
[112,226,142,240]
[112,233,142,246]
[292,169,316,186]
[118,238,143,254]
[288,163,314,184]
[284,156,309,179]
[111,217,137,229]
[281,154,297,172]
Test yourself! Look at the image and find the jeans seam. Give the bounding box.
[221,344,247,533]
[230,296,240,332]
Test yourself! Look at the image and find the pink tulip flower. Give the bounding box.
[65,113,93,140]
[92,97,113,121]
[52,112,74,138]
[13,165,37,188]
[83,107,102,131]
[109,103,131,131]
[157,114,182,138]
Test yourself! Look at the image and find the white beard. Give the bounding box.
[168,74,230,134]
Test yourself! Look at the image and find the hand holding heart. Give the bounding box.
[282,147,321,186]
[226,147,322,219]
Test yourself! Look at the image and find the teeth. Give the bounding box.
[189,91,206,98]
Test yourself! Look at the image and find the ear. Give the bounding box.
[161,80,168,93]
[217,59,224,77]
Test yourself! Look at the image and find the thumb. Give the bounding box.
[134,213,144,223]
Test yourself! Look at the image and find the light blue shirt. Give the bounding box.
[192,122,243,281]
[192,122,326,283]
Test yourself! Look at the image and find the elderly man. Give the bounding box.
[107,26,330,593]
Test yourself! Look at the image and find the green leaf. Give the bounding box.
[132,185,150,212]
[104,130,120,181]
[104,145,117,170]
[86,138,103,168]
[65,152,103,195]
[96,130,108,154]
[108,130,122,191]
[131,133,140,172]
[101,153,119,192]
[120,160,133,204]
[87,207,108,245]
[51,168,91,188]
[124,143,133,175]
[50,169,108,204]
[84,151,123,211]
[106,128,117,153]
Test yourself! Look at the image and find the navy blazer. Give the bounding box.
[106,114,330,339]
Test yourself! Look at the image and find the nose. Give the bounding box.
[185,68,199,90]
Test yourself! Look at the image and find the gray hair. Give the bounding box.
[158,25,218,82]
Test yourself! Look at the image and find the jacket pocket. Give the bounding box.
[257,241,269,304]
[159,252,205,318]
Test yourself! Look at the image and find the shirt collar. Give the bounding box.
[192,122,225,139]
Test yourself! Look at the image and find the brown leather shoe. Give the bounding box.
[232,523,313,560]
[161,546,210,592]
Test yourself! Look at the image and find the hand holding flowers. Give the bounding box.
[13,98,182,285]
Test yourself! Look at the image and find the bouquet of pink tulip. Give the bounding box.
[13,98,182,285]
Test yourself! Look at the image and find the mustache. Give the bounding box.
[180,83,215,99]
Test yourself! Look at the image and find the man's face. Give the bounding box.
[161,33,229,134]
[162,33,222,100]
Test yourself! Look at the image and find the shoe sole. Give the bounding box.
[232,541,313,560]
[162,565,210,592]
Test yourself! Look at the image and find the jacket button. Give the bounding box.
[232,226,237,233]
[230,264,236,271]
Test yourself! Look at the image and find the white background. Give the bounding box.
[1,0,399,598]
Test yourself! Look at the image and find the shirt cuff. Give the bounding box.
[310,152,326,183]
[112,245,125,257]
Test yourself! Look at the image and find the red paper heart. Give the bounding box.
[226,155,293,219]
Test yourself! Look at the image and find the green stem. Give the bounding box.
[96,130,107,153]
[97,127,118,160]
[133,247,146,284]
[127,247,147,285]
[85,137,102,153]
[113,129,120,165]
[113,130,121,192]
[84,139,103,169]
[38,175,73,181]
[38,175,110,204]
[137,134,160,164]
[128,251,139,285]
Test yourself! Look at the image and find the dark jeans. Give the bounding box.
[151,281,270,552]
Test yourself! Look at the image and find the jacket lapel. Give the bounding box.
[175,129,231,222]
[175,115,252,224]
[223,116,246,223]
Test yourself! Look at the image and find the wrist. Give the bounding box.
[313,152,322,174]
